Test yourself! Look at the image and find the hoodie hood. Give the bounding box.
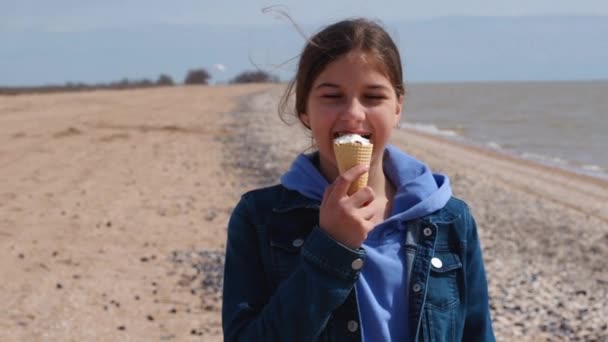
[382,145,452,223]
[279,152,328,201]
[280,144,452,224]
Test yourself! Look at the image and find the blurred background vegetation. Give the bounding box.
[0,67,279,95]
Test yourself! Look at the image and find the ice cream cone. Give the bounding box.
[334,142,373,195]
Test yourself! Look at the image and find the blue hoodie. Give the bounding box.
[280,144,452,341]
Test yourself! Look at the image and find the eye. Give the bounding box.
[365,94,386,100]
[321,93,342,99]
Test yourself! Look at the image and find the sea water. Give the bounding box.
[402,80,608,180]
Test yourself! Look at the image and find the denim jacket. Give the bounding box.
[222,185,495,341]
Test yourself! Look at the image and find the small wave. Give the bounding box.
[520,151,608,179]
[582,164,605,172]
[398,122,460,137]
[521,152,568,165]
[486,141,502,150]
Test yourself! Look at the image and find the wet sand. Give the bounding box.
[1,84,606,341]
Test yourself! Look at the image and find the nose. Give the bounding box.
[340,97,366,121]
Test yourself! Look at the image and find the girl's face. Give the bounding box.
[300,51,403,181]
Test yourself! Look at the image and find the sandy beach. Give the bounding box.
[1,84,607,341]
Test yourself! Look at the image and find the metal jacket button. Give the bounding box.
[347,320,359,332]
[292,239,304,248]
[413,283,422,293]
[423,227,433,237]
[351,258,364,270]
[431,257,443,269]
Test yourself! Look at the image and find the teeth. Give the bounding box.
[334,132,372,139]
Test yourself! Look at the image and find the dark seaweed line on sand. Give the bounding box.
[164,89,285,305]
[219,88,287,189]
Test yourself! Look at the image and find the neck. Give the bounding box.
[367,162,387,195]
[369,163,396,218]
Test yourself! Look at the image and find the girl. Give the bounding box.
[222,18,495,341]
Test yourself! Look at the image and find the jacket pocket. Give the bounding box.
[269,235,305,280]
[421,252,462,342]
[422,305,457,342]
[425,251,462,311]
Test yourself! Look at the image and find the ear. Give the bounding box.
[394,95,403,126]
[299,112,311,129]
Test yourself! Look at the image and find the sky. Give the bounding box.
[2,1,608,85]
[3,0,608,31]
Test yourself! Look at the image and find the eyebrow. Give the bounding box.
[315,83,339,89]
[366,84,390,90]
[314,83,390,90]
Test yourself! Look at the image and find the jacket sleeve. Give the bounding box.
[222,195,366,341]
[462,209,496,341]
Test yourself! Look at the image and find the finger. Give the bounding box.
[332,164,370,197]
[321,184,332,204]
[358,204,377,221]
[348,186,375,207]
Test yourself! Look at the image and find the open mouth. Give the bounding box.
[333,132,372,140]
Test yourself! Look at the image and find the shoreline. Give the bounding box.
[391,125,608,224]
[400,124,608,188]
[399,122,608,183]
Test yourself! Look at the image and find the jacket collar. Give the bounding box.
[420,206,459,225]
[272,186,320,213]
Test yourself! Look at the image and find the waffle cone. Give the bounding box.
[334,143,373,195]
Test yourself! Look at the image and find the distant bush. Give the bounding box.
[109,78,131,89]
[2,68,207,96]
[184,69,211,85]
[230,70,279,84]
[98,78,156,89]
[157,74,175,86]
[121,78,153,88]
[65,82,88,89]
[135,79,154,87]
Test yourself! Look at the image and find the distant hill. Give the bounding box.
[1,15,607,86]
